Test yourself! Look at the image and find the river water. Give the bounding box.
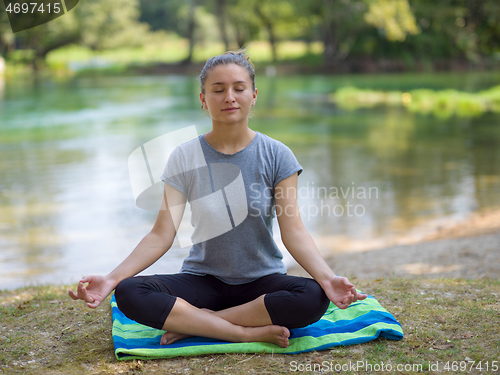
[1,71,499,289]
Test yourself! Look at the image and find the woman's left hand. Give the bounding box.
[321,276,368,309]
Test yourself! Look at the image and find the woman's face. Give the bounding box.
[200,63,257,127]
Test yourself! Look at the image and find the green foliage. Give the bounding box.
[2,0,500,70]
[332,85,500,118]
[0,2,14,57]
[138,0,184,33]
[225,0,262,48]
[5,0,159,69]
[75,0,150,51]
[363,0,420,41]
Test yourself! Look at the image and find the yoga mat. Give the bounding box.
[111,293,403,360]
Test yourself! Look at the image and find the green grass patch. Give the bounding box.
[1,278,499,374]
[5,39,325,79]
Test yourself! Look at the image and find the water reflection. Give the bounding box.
[1,73,499,289]
[0,77,4,100]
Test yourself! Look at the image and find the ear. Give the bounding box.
[199,92,207,109]
[252,88,258,106]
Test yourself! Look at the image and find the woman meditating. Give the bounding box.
[69,51,367,348]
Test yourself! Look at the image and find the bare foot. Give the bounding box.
[161,325,290,347]
[161,331,190,345]
[161,308,214,345]
[243,325,290,348]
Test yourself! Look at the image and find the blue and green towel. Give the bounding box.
[111,294,403,360]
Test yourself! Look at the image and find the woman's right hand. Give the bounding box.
[68,275,117,308]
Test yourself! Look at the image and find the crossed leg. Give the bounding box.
[161,295,290,347]
[115,273,329,348]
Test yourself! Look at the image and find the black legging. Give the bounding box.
[114,273,330,330]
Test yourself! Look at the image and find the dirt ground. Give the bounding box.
[289,208,500,280]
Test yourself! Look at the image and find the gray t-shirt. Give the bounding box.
[160,131,302,284]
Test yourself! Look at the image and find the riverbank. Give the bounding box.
[4,38,499,81]
[1,209,499,374]
[1,278,498,374]
[290,208,500,280]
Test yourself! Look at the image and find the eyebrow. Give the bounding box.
[210,81,248,86]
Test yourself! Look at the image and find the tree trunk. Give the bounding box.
[182,0,196,65]
[235,25,246,49]
[254,5,277,62]
[322,0,338,65]
[215,0,229,51]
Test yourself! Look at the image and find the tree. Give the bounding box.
[214,0,230,51]
[210,0,261,49]
[252,0,302,62]
[179,0,197,64]
[138,0,184,33]
[320,0,368,64]
[393,0,500,64]
[320,0,419,65]
[75,0,150,51]
[12,0,153,72]
[13,11,79,72]
[363,0,419,42]
[0,2,15,57]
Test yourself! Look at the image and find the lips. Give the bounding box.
[222,107,239,112]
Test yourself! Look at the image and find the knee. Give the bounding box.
[296,280,330,327]
[269,278,330,329]
[114,277,140,316]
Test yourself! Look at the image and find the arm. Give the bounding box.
[68,184,186,308]
[275,173,367,309]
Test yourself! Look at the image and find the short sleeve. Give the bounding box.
[273,142,303,187]
[160,146,188,195]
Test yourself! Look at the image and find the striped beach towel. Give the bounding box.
[111,294,403,360]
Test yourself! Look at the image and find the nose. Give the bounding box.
[225,89,236,103]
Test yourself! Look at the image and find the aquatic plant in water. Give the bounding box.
[331,85,500,118]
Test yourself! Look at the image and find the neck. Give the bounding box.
[204,123,255,154]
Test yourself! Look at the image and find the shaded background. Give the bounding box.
[0,0,499,289]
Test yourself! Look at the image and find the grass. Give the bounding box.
[2,39,326,80]
[1,278,499,374]
[44,40,324,67]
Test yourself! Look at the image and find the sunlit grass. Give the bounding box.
[43,39,324,75]
[46,37,189,68]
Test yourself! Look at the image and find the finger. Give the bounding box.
[357,292,368,300]
[350,286,358,303]
[86,300,100,309]
[83,290,95,304]
[79,284,95,304]
[343,281,354,289]
[68,289,79,300]
[341,277,354,288]
[77,281,85,298]
[337,300,349,309]
[80,275,92,284]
